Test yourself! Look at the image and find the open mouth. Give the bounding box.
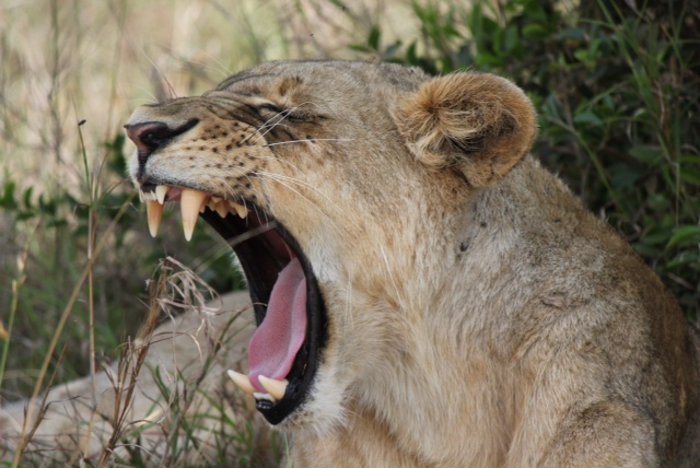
[140,184,327,425]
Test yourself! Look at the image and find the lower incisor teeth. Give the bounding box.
[254,392,275,402]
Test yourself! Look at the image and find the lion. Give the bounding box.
[3,60,698,466]
[121,60,700,466]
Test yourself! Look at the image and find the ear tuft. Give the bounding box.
[396,72,537,187]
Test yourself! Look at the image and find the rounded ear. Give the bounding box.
[395,72,537,187]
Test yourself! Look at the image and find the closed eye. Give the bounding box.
[258,103,284,114]
[257,103,315,124]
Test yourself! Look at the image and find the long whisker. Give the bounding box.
[242,101,316,145]
[226,222,278,249]
[252,170,339,211]
[264,138,355,147]
[252,171,348,238]
[242,107,292,143]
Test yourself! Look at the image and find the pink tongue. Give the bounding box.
[248,258,307,392]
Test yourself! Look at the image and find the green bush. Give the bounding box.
[351,0,700,318]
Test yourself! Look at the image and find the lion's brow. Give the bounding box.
[216,72,279,91]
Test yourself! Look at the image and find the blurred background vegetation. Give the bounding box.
[0,0,698,460]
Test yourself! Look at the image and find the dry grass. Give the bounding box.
[0,0,417,185]
[0,0,418,466]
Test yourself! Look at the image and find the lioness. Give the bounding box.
[124,60,700,466]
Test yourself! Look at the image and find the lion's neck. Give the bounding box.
[349,157,584,465]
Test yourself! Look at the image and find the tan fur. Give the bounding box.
[9,60,698,466]
[396,72,537,187]
[127,60,699,466]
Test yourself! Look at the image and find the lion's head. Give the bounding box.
[126,60,537,431]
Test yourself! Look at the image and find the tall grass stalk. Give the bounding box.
[77,119,100,464]
[0,233,32,395]
[11,195,135,468]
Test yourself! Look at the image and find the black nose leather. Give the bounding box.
[124,118,199,171]
[124,121,173,160]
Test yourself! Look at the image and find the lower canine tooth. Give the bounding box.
[146,200,164,238]
[258,375,288,400]
[227,369,255,395]
[181,189,207,241]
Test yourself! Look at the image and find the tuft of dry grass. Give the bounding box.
[2,257,280,467]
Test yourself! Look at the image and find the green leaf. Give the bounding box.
[406,41,418,63]
[504,24,519,51]
[523,23,548,40]
[574,110,603,127]
[106,133,126,176]
[641,228,671,246]
[666,226,700,249]
[647,193,670,211]
[349,44,372,53]
[368,25,381,51]
[681,154,700,165]
[666,251,700,270]
[681,170,700,186]
[0,180,17,209]
[557,27,586,41]
[328,0,348,10]
[680,154,700,186]
[23,187,34,210]
[629,145,662,166]
[609,163,641,191]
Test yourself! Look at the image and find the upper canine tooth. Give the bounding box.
[180,189,207,241]
[155,185,169,205]
[257,375,288,400]
[146,200,164,238]
[227,369,255,395]
[230,202,248,219]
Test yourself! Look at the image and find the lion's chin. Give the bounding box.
[139,184,329,425]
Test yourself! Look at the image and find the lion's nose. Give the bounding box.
[124,118,199,165]
[124,121,173,160]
